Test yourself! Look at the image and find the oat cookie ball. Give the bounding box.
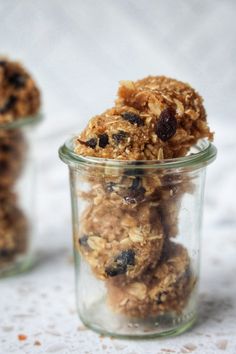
[115,76,213,158]
[0,194,28,266]
[0,128,27,188]
[106,242,195,318]
[0,58,40,123]
[74,105,159,160]
[77,201,164,280]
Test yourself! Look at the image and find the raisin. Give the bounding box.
[130,177,141,190]
[78,235,89,248]
[123,187,146,204]
[106,182,116,193]
[0,95,17,114]
[121,112,144,126]
[8,73,26,88]
[0,143,13,153]
[105,249,135,277]
[0,61,6,67]
[156,108,177,141]
[98,133,109,148]
[0,249,13,257]
[78,138,97,149]
[0,160,9,174]
[112,130,128,145]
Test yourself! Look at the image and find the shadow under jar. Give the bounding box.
[0,114,42,277]
[59,138,216,338]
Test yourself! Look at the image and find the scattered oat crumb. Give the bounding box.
[18,334,27,341]
[161,349,176,353]
[216,340,228,350]
[34,340,41,346]
[102,344,107,350]
[183,343,197,352]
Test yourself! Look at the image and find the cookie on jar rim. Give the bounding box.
[115,75,213,158]
[76,200,164,280]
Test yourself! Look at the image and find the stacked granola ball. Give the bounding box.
[0,58,40,269]
[74,76,213,318]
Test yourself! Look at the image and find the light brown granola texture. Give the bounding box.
[0,58,40,270]
[0,128,27,188]
[78,200,164,280]
[75,76,213,160]
[0,58,40,123]
[107,242,195,318]
[0,191,28,267]
[73,76,212,318]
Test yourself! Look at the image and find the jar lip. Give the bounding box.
[0,112,43,130]
[59,136,217,170]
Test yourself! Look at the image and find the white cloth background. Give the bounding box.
[0,1,236,353]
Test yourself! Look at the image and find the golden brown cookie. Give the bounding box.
[116,76,213,158]
[106,242,195,318]
[0,128,27,188]
[0,58,40,123]
[76,200,164,280]
[0,195,28,267]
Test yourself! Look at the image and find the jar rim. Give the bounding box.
[0,112,43,130]
[59,136,217,170]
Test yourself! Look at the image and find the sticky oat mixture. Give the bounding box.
[0,58,40,123]
[73,75,213,318]
[75,76,213,160]
[0,58,40,271]
[107,242,195,318]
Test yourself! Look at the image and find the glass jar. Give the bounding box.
[59,138,217,338]
[0,115,42,277]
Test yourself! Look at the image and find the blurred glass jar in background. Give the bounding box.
[0,115,42,276]
[60,138,216,338]
[0,58,41,276]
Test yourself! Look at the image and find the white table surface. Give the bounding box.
[0,1,236,353]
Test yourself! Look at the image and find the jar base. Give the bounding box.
[0,255,34,278]
[78,309,197,339]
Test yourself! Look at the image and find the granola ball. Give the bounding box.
[74,105,158,160]
[74,77,212,160]
[0,58,40,123]
[115,76,213,158]
[77,200,164,280]
[0,128,27,188]
[79,171,193,239]
[106,242,195,318]
[0,193,28,267]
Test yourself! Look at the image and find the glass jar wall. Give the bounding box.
[0,115,41,277]
[59,138,216,338]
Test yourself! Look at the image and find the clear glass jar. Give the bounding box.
[0,115,42,277]
[59,138,217,338]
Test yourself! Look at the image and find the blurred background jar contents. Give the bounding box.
[0,58,41,276]
[60,75,216,337]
